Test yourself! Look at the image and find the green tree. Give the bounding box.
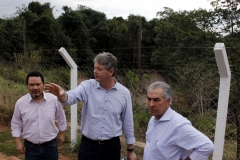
[210,0,240,35]
[141,18,158,69]
[77,5,109,51]
[0,17,22,60]
[127,15,146,69]
[15,2,72,64]
[58,6,92,66]
[106,16,129,67]
[151,8,218,72]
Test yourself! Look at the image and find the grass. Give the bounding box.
[0,125,79,159]
[0,129,19,156]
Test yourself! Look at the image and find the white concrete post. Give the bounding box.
[212,43,231,160]
[58,47,78,144]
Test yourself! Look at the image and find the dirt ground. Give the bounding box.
[0,124,72,160]
[0,153,71,160]
[0,152,19,160]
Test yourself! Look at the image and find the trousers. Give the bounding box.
[24,138,58,160]
[78,135,121,160]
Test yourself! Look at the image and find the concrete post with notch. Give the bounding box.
[58,47,78,144]
[212,43,231,160]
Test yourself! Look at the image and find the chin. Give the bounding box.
[32,95,39,99]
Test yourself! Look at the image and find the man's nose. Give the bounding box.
[32,85,38,89]
[148,100,155,106]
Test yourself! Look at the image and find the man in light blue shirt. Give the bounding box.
[143,81,214,160]
[45,52,136,160]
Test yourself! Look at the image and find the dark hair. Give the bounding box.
[26,71,44,85]
[93,52,118,76]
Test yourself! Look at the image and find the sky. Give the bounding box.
[0,0,213,20]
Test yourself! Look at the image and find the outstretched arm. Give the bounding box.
[45,83,68,103]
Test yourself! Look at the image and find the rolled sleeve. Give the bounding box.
[122,90,136,145]
[55,101,67,132]
[190,142,214,160]
[11,103,23,138]
[11,130,22,138]
[126,137,136,144]
[190,151,210,160]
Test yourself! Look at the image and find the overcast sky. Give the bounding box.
[1,0,213,20]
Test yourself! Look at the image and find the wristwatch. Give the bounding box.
[127,148,134,152]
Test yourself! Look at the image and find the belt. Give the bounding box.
[82,135,119,145]
[25,138,56,146]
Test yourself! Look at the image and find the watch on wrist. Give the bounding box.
[127,148,134,152]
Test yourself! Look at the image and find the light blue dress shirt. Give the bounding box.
[143,107,214,160]
[64,79,136,144]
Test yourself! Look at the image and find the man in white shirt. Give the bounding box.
[45,52,136,160]
[11,71,67,160]
[143,81,214,160]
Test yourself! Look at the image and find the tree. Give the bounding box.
[77,5,109,51]
[151,8,218,72]
[0,17,22,60]
[210,0,240,35]
[14,2,72,64]
[106,16,129,67]
[127,15,145,69]
[141,18,158,69]
[58,6,92,66]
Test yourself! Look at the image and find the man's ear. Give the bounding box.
[167,98,170,103]
[109,69,114,76]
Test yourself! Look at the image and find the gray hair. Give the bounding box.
[94,52,118,76]
[147,81,172,105]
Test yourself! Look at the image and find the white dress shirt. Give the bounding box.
[143,107,214,160]
[11,92,67,144]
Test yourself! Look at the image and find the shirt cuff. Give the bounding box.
[190,152,209,160]
[12,130,21,137]
[58,125,67,131]
[126,137,136,145]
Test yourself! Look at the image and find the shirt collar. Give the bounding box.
[27,92,46,102]
[155,107,172,122]
[96,78,118,90]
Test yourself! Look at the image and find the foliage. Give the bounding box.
[12,45,42,65]
[133,107,150,141]
[210,0,240,36]
[58,6,96,66]
[125,70,140,86]
[173,61,218,116]
[151,8,219,71]
[0,17,23,60]
[0,130,19,156]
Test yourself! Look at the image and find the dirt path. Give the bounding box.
[0,152,19,160]
[0,152,71,160]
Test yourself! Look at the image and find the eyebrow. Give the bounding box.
[147,97,160,101]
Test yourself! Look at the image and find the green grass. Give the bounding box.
[0,129,19,156]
